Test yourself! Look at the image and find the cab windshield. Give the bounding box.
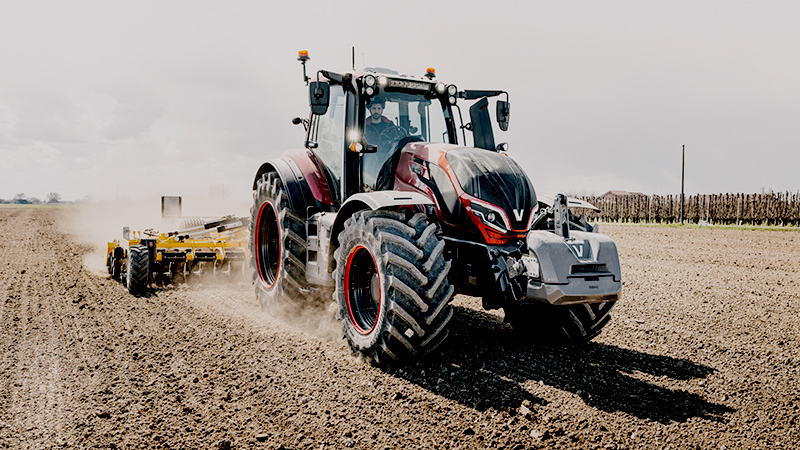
[362,91,449,191]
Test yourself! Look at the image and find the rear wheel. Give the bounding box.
[505,301,614,344]
[250,171,311,311]
[126,245,150,294]
[334,210,454,366]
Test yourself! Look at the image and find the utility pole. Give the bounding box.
[680,144,685,224]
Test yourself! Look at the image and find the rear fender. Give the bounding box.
[252,149,336,215]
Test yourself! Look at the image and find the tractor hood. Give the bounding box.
[444,147,536,231]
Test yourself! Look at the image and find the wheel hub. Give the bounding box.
[370,273,380,302]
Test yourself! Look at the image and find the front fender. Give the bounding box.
[330,191,434,248]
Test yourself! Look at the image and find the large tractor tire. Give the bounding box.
[505,301,614,345]
[250,171,311,311]
[334,210,455,366]
[126,245,150,294]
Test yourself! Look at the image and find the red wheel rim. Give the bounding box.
[255,201,280,288]
[344,245,381,335]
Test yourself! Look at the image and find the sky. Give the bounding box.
[1,0,799,203]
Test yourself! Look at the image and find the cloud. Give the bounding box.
[7,91,90,144]
[100,93,166,140]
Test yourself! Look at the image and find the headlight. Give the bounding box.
[447,84,457,96]
[435,82,446,94]
[347,129,360,142]
[470,201,510,232]
[365,75,376,87]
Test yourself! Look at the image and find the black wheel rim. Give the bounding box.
[345,245,381,334]
[256,202,280,287]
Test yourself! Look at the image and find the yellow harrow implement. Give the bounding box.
[106,215,250,294]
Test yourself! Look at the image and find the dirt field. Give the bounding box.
[1,206,798,449]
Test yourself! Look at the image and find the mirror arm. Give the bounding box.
[453,104,467,145]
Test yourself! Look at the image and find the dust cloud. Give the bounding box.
[59,194,343,344]
[61,194,250,277]
[259,289,343,343]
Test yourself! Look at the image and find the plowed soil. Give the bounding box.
[1,206,799,449]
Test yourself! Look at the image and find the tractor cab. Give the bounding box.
[297,52,510,206]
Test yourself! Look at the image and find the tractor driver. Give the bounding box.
[362,97,401,190]
[364,97,395,145]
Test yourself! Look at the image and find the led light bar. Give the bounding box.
[387,79,432,90]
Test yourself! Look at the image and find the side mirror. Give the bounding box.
[496,100,510,131]
[309,81,329,115]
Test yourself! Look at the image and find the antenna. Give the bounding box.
[352,47,355,71]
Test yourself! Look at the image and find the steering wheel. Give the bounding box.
[378,126,408,151]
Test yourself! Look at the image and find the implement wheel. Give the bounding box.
[126,245,150,294]
[334,210,454,366]
[107,248,123,281]
[249,171,311,312]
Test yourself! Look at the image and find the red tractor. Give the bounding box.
[250,52,621,365]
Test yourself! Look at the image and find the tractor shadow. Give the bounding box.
[391,305,734,424]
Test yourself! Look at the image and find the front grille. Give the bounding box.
[570,263,608,275]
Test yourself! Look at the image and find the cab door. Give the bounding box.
[307,84,347,205]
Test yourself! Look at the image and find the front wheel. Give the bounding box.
[505,301,615,345]
[334,210,454,366]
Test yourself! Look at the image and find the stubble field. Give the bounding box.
[1,206,798,449]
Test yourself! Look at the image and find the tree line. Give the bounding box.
[0,192,63,204]
[576,191,800,226]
